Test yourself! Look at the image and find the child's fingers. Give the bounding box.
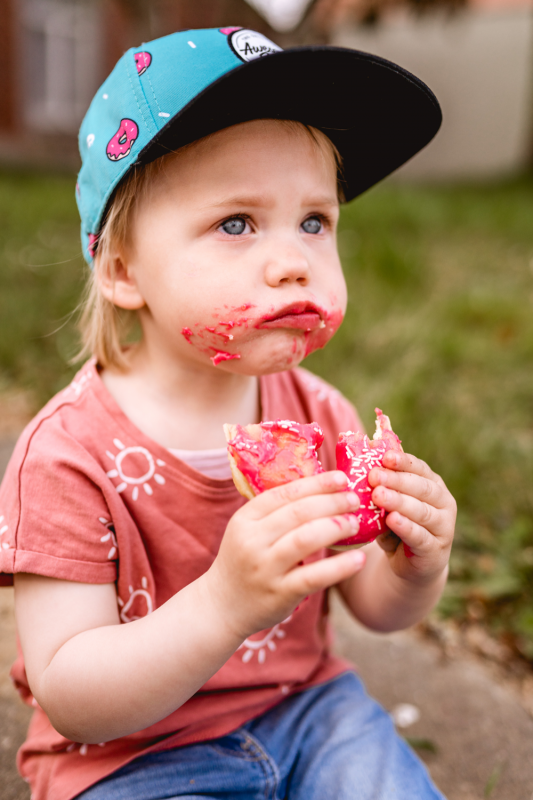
[263,491,360,544]
[371,485,444,536]
[244,471,350,521]
[385,511,439,556]
[376,531,402,553]
[368,467,448,510]
[285,549,366,596]
[381,450,443,485]
[272,513,359,569]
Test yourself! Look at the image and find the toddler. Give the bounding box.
[0,27,456,800]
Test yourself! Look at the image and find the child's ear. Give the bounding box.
[96,251,145,310]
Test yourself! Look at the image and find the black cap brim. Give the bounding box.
[137,46,442,203]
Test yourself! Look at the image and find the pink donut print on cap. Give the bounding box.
[87,233,99,258]
[134,51,152,76]
[219,27,241,35]
[106,119,139,162]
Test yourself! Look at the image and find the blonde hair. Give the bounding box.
[77,121,344,371]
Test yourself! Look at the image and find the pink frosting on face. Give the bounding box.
[134,51,152,76]
[211,350,241,366]
[334,408,403,548]
[304,307,344,357]
[181,327,193,344]
[227,420,324,494]
[106,119,139,162]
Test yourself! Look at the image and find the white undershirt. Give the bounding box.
[168,447,233,480]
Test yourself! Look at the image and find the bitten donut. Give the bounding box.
[224,420,324,500]
[106,119,139,162]
[333,409,403,550]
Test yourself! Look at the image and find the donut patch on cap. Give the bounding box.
[134,51,152,76]
[106,119,139,162]
[87,233,99,258]
[228,29,282,63]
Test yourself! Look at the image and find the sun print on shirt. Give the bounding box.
[239,615,292,664]
[62,366,94,399]
[105,438,166,500]
[98,517,117,559]
[0,513,9,551]
[117,577,153,622]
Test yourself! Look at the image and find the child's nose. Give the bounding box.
[264,244,310,287]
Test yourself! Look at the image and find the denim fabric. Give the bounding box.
[75,671,446,800]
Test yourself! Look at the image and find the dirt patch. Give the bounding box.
[0,590,31,800]
[0,390,35,439]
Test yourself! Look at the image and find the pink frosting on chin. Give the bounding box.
[211,350,241,366]
[334,409,403,548]
[227,420,324,494]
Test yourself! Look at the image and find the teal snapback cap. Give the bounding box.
[76,27,442,264]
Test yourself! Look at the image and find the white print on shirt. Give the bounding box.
[0,514,10,550]
[105,439,166,501]
[117,577,153,622]
[62,367,93,399]
[299,369,342,406]
[98,517,117,560]
[66,742,106,756]
[239,615,292,664]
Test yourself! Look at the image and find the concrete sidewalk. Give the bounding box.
[331,596,533,800]
[1,438,533,799]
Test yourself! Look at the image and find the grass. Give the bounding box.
[1,167,533,657]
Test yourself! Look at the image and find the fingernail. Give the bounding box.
[346,492,359,507]
[377,470,387,482]
[350,550,365,565]
[333,472,348,486]
[348,514,359,532]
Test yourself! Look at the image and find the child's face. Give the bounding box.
[123,119,346,375]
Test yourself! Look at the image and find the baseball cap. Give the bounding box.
[76,27,442,264]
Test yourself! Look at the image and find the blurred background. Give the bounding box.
[1,1,533,797]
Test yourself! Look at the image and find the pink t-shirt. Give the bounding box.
[0,361,363,800]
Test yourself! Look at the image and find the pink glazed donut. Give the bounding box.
[106,119,139,162]
[134,51,152,76]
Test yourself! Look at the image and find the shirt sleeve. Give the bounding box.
[0,419,117,584]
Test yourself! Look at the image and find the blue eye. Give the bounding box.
[221,217,247,235]
[301,217,322,234]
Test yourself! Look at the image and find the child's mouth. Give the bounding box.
[258,304,325,332]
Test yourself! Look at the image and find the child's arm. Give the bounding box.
[15,470,365,745]
[337,449,456,632]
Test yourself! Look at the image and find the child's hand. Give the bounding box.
[368,451,456,585]
[205,472,366,640]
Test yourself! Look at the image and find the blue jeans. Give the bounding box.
[76,672,446,800]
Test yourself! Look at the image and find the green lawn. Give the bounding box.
[1,168,533,657]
